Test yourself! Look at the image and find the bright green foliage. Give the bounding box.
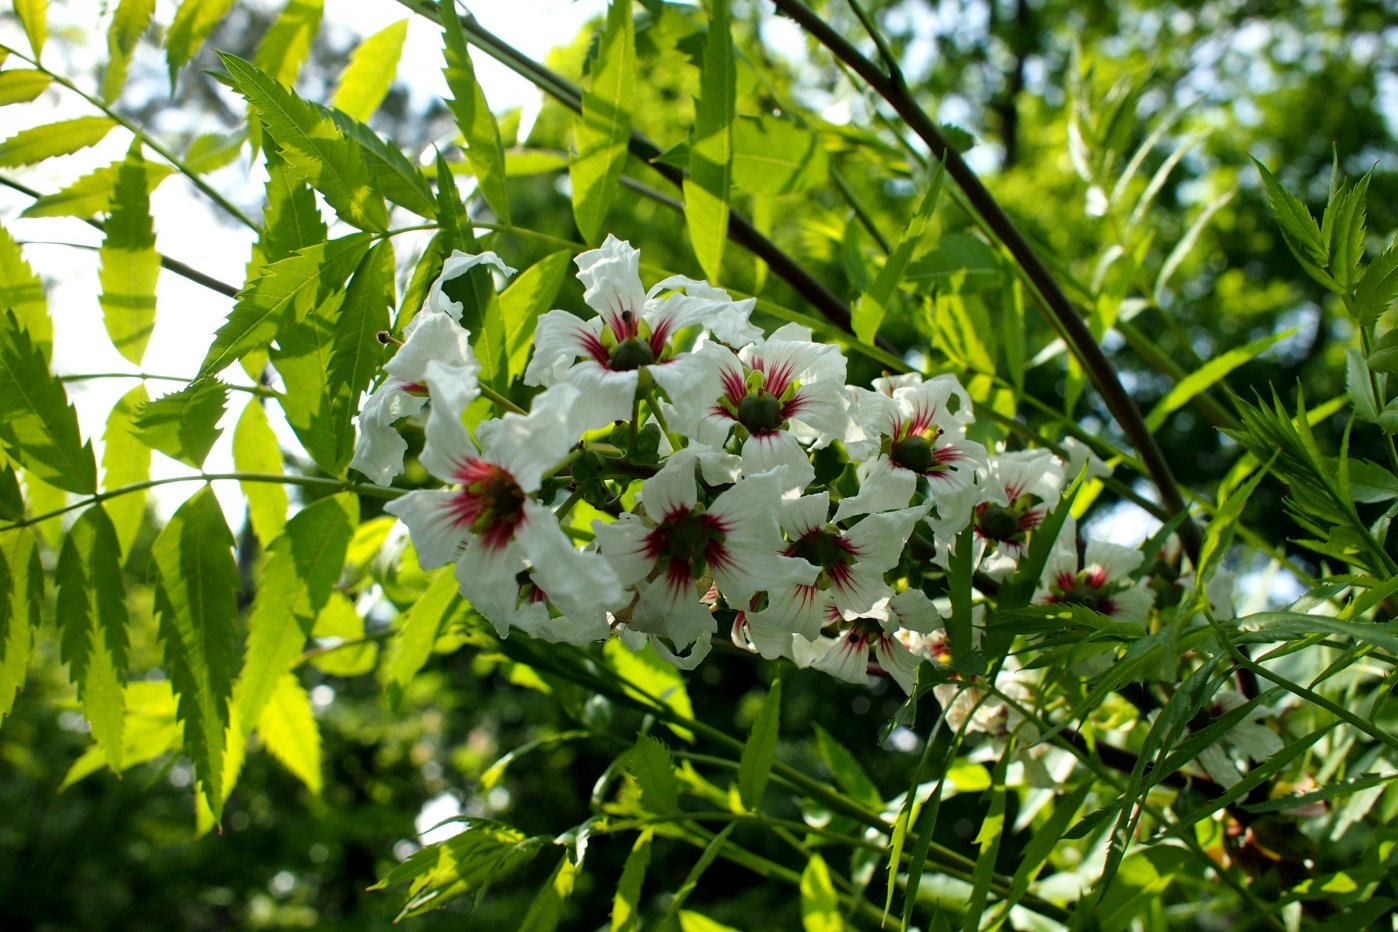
[183,130,246,173]
[166,0,238,86]
[253,0,323,88]
[369,819,546,920]
[0,117,116,167]
[853,163,944,345]
[102,0,155,102]
[219,53,389,232]
[13,0,46,58]
[0,310,95,494]
[150,487,239,818]
[99,386,149,558]
[257,673,323,795]
[383,569,465,707]
[231,400,287,544]
[498,251,571,381]
[269,291,355,474]
[132,379,228,469]
[55,505,129,772]
[98,145,160,366]
[570,0,634,243]
[813,724,883,810]
[627,733,680,816]
[332,19,408,122]
[0,70,49,105]
[59,680,181,791]
[0,530,40,729]
[259,147,327,264]
[611,831,652,932]
[0,466,22,522]
[519,855,580,932]
[683,0,734,281]
[440,6,511,223]
[0,222,50,353]
[799,855,841,932]
[736,678,780,811]
[21,158,173,220]
[327,239,395,427]
[332,113,439,218]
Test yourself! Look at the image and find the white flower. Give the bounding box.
[795,589,943,695]
[933,448,1064,579]
[422,250,518,320]
[1037,533,1154,625]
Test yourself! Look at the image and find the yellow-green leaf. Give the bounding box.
[332,19,408,122]
[99,146,160,365]
[132,379,228,468]
[167,0,237,86]
[0,69,50,105]
[799,855,842,932]
[0,116,116,168]
[684,0,734,281]
[853,163,944,345]
[183,130,245,174]
[0,221,49,354]
[252,0,323,88]
[1144,329,1294,432]
[258,673,323,795]
[611,831,652,932]
[737,678,781,811]
[0,310,96,494]
[232,400,287,544]
[15,0,47,58]
[0,529,41,729]
[102,0,155,102]
[101,385,150,558]
[20,158,173,219]
[440,6,510,222]
[569,0,633,243]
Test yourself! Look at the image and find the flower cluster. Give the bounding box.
[352,236,1164,698]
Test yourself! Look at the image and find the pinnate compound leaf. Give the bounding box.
[683,0,734,281]
[602,639,695,741]
[99,145,160,365]
[332,19,408,122]
[270,290,357,474]
[0,117,116,168]
[331,112,438,218]
[258,146,328,264]
[200,233,372,377]
[219,52,388,232]
[1324,173,1369,294]
[799,854,842,932]
[150,487,239,817]
[570,0,634,243]
[1250,157,1339,290]
[0,529,41,729]
[731,115,828,195]
[257,673,323,795]
[0,69,50,105]
[132,379,228,468]
[0,221,50,353]
[853,162,945,345]
[0,310,96,494]
[370,819,545,920]
[167,0,236,86]
[102,0,156,103]
[14,0,46,57]
[60,681,180,790]
[252,0,323,88]
[55,505,129,771]
[737,678,781,811]
[440,6,511,222]
[0,464,23,522]
[101,386,150,557]
[21,158,173,220]
[183,131,245,174]
[232,400,287,543]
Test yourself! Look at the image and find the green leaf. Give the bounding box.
[678,913,739,932]
[799,854,842,932]
[665,824,735,922]
[602,639,695,742]
[0,310,96,494]
[0,116,116,168]
[14,0,46,58]
[0,69,50,105]
[20,158,172,219]
[252,0,323,88]
[59,681,180,790]
[0,529,41,729]
[270,290,356,474]
[1342,458,1398,503]
[167,0,237,86]
[611,831,652,932]
[0,463,22,522]
[308,592,378,677]
[98,145,160,366]
[55,505,129,771]
[235,493,356,730]
[498,251,571,382]
[737,678,781,811]
[383,569,464,706]
[1250,156,1337,289]
[0,221,50,353]
[183,130,245,174]
[440,6,511,222]
[630,733,680,816]
[370,819,545,920]
[964,747,1011,931]
[219,52,388,232]
[683,0,734,280]
[232,400,287,543]
[1145,329,1292,431]
[905,232,1000,292]
[100,386,150,558]
[331,112,438,218]
[329,239,395,425]
[853,162,945,345]
[150,487,239,817]
[813,724,883,809]
[258,146,328,263]
[1325,173,1369,294]
[999,781,1094,921]
[519,854,580,932]
[1231,612,1398,656]
[200,233,372,377]
[1349,348,1381,422]
[570,0,634,243]
[332,19,408,122]
[731,115,828,195]
[132,379,227,468]
[102,0,155,103]
[1355,239,1398,328]
[257,673,323,795]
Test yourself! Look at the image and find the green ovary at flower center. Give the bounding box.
[793,529,842,568]
[978,503,1022,542]
[662,513,718,564]
[737,390,783,434]
[890,434,935,473]
[1056,578,1109,613]
[610,336,656,371]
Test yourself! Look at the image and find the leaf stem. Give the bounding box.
[59,372,279,398]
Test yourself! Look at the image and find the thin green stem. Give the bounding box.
[644,387,681,451]
[59,372,279,398]
[468,220,587,253]
[478,382,525,415]
[2,44,258,232]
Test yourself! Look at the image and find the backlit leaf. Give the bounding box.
[731,116,828,195]
[0,117,116,168]
[370,819,545,920]
[1355,239,1398,328]
[0,529,41,729]
[611,831,652,932]
[853,162,944,345]
[101,386,149,558]
[102,0,155,102]
[20,158,172,219]
[519,855,579,932]
[383,569,464,707]
[0,310,96,494]
[14,0,46,58]
[270,290,355,474]
[0,221,50,353]
[332,19,408,122]
[259,146,328,264]
[167,0,237,86]
[132,379,228,468]
[328,239,395,426]
[332,112,438,218]
[684,0,734,280]
[570,0,634,243]
[602,639,695,741]
[257,673,323,795]
[98,145,160,365]
[440,5,511,222]
[232,400,287,543]
[252,0,323,88]
[499,251,571,381]
[183,130,245,174]
[799,854,842,932]
[1145,329,1293,432]
[737,678,781,811]
[629,733,680,816]
[0,69,50,105]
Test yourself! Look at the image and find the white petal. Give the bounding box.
[425,250,518,320]
[873,635,922,695]
[778,492,830,539]
[639,453,699,521]
[517,501,625,618]
[889,588,943,634]
[753,583,829,642]
[525,309,605,387]
[740,431,814,494]
[812,632,870,685]
[592,513,656,589]
[575,235,648,333]
[485,383,580,491]
[385,489,471,569]
[350,381,427,486]
[455,536,527,636]
[832,456,918,521]
[386,308,480,388]
[560,363,639,432]
[418,366,481,484]
[1084,539,1145,580]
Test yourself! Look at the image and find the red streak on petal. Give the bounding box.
[719,364,747,404]
[580,332,609,366]
[1085,567,1109,588]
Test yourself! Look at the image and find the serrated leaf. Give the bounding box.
[519,854,579,932]
[183,130,245,174]
[150,487,238,817]
[1355,240,1398,328]
[99,146,160,365]
[0,463,22,521]
[0,310,96,494]
[1145,329,1292,431]
[259,146,327,264]
[20,158,172,219]
[0,222,50,353]
[630,733,680,815]
[737,678,781,811]
[232,400,287,543]
[439,7,510,222]
[331,112,438,218]
[201,233,371,377]
[219,52,388,231]
[309,592,377,676]
[498,251,571,381]
[853,162,945,345]
[370,819,544,920]
[102,0,155,102]
[329,239,394,421]
[1349,349,1381,423]
[0,529,41,728]
[570,0,634,243]
[683,0,734,280]
[1326,172,1369,294]
[332,19,408,122]
[813,724,883,809]
[611,831,652,932]
[133,379,227,468]
[383,569,464,706]
[59,681,180,790]
[0,69,50,105]
[235,494,356,729]
[0,117,116,168]
[14,0,46,58]
[800,854,842,932]
[167,0,237,86]
[55,505,129,770]
[257,673,323,795]
[101,386,149,557]
[252,0,323,88]
[602,639,695,742]
[731,115,828,195]
[270,290,356,473]
[1251,156,1334,284]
